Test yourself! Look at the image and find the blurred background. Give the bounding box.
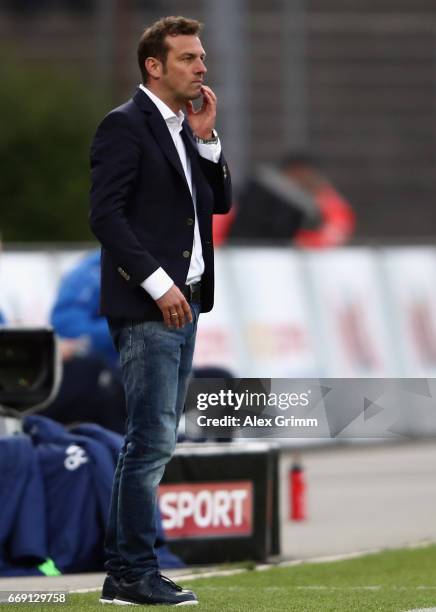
[0,0,436,582]
[1,0,435,242]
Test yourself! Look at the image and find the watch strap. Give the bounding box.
[195,129,218,144]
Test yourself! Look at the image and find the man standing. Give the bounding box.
[89,16,231,607]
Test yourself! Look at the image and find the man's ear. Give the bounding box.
[144,57,162,80]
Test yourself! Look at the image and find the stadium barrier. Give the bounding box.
[2,245,436,380]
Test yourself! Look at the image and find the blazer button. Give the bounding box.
[187,217,194,226]
[183,250,191,258]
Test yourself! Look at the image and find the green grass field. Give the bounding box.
[1,544,435,611]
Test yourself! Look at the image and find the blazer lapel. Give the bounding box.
[181,123,205,198]
[133,88,189,189]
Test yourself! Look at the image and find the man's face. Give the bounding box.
[158,35,207,104]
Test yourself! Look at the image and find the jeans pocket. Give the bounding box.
[191,302,200,329]
[114,323,133,367]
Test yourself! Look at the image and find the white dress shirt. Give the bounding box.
[138,85,221,301]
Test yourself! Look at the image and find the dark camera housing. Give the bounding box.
[0,328,61,414]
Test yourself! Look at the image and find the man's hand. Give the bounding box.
[186,86,217,140]
[156,285,193,328]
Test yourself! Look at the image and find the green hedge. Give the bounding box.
[0,59,108,241]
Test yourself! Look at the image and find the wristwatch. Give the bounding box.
[195,129,219,145]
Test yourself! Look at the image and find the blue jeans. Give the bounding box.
[104,303,200,581]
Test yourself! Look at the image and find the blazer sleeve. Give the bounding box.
[89,111,161,288]
[199,153,232,215]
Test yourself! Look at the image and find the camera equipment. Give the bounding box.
[0,327,61,435]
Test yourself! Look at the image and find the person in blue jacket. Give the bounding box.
[44,251,127,433]
[51,250,118,367]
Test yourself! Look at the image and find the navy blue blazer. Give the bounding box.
[89,87,232,320]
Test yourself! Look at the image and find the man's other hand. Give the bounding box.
[156,285,193,328]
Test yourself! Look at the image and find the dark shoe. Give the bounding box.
[113,572,198,606]
[99,574,120,604]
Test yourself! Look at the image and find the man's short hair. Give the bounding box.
[137,16,203,84]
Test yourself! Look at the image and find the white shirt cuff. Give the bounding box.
[197,137,222,163]
[141,267,174,300]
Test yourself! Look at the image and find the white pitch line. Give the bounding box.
[402,609,436,612]
[68,539,436,595]
[295,586,436,591]
[69,570,248,594]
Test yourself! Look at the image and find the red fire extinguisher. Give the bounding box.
[289,456,306,521]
